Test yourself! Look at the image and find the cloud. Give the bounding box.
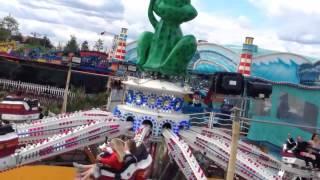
[0,0,126,49]
[249,0,320,45]
[246,0,320,57]
[249,0,320,16]
[0,0,320,58]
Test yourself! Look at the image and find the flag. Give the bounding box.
[100,31,106,35]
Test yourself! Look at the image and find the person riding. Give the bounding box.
[308,133,320,168]
[309,133,320,150]
[124,139,150,180]
[293,136,316,168]
[286,133,297,150]
[74,138,126,180]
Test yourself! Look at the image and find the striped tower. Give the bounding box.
[107,35,119,60]
[238,37,255,77]
[113,28,128,61]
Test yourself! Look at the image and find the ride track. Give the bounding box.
[0,108,316,179]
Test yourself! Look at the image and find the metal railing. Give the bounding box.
[189,112,250,136]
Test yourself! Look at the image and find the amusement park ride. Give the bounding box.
[0,95,42,122]
[1,1,320,180]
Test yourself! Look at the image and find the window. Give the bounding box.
[252,99,271,116]
[277,93,318,132]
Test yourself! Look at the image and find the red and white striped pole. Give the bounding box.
[238,37,254,77]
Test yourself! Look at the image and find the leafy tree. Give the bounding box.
[11,33,23,42]
[0,15,19,35]
[23,35,53,49]
[67,87,108,112]
[0,28,10,41]
[94,38,103,51]
[81,40,89,51]
[41,36,53,49]
[64,35,79,54]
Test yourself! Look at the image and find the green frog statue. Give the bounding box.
[137,0,198,76]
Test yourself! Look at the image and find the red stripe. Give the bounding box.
[239,70,250,74]
[241,54,252,59]
[0,108,39,114]
[239,62,251,66]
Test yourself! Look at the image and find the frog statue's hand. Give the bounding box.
[148,0,158,29]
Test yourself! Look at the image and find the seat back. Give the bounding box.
[99,154,138,174]
[122,154,138,171]
[0,125,14,135]
[134,144,149,162]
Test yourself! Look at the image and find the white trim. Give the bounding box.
[1,113,40,121]
[0,132,18,142]
[100,155,152,179]
[1,101,25,105]
[117,105,189,121]
[123,77,193,95]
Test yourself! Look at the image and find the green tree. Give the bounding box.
[41,36,53,49]
[67,87,108,112]
[11,33,23,42]
[94,38,103,51]
[64,35,79,54]
[81,40,89,51]
[0,15,19,35]
[0,28,10,41]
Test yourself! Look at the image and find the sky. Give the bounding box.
[0,0,320,58]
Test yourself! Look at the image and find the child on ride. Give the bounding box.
[124,139,150,180]
[73,138,126,180]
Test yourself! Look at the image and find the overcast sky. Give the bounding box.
[0,0,320,58]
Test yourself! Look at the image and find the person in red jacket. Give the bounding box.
[74,138,125,180]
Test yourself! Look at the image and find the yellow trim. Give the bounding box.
[0,165,76,180]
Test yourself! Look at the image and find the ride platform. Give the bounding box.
[0,165,75,180]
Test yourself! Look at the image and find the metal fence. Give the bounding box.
[0,78,74,99]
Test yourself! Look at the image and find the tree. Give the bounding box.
[0,15,19,35]
[94,38,103,51]
[67,87,108,112]
[11,33,23,42]
[57,42,63,51]
[81,40,89,51]
[0,28,10,41]
[41,36,53,49]
[64,35,79,54]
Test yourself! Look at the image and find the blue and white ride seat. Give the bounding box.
[95,154,152,180]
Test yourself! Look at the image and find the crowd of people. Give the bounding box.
[286,133,320,168]
[73,137,149,180]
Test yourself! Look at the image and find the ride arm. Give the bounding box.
[148,0,158,29]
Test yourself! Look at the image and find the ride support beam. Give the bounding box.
[226,108,240,180]
[61,61,72,113]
